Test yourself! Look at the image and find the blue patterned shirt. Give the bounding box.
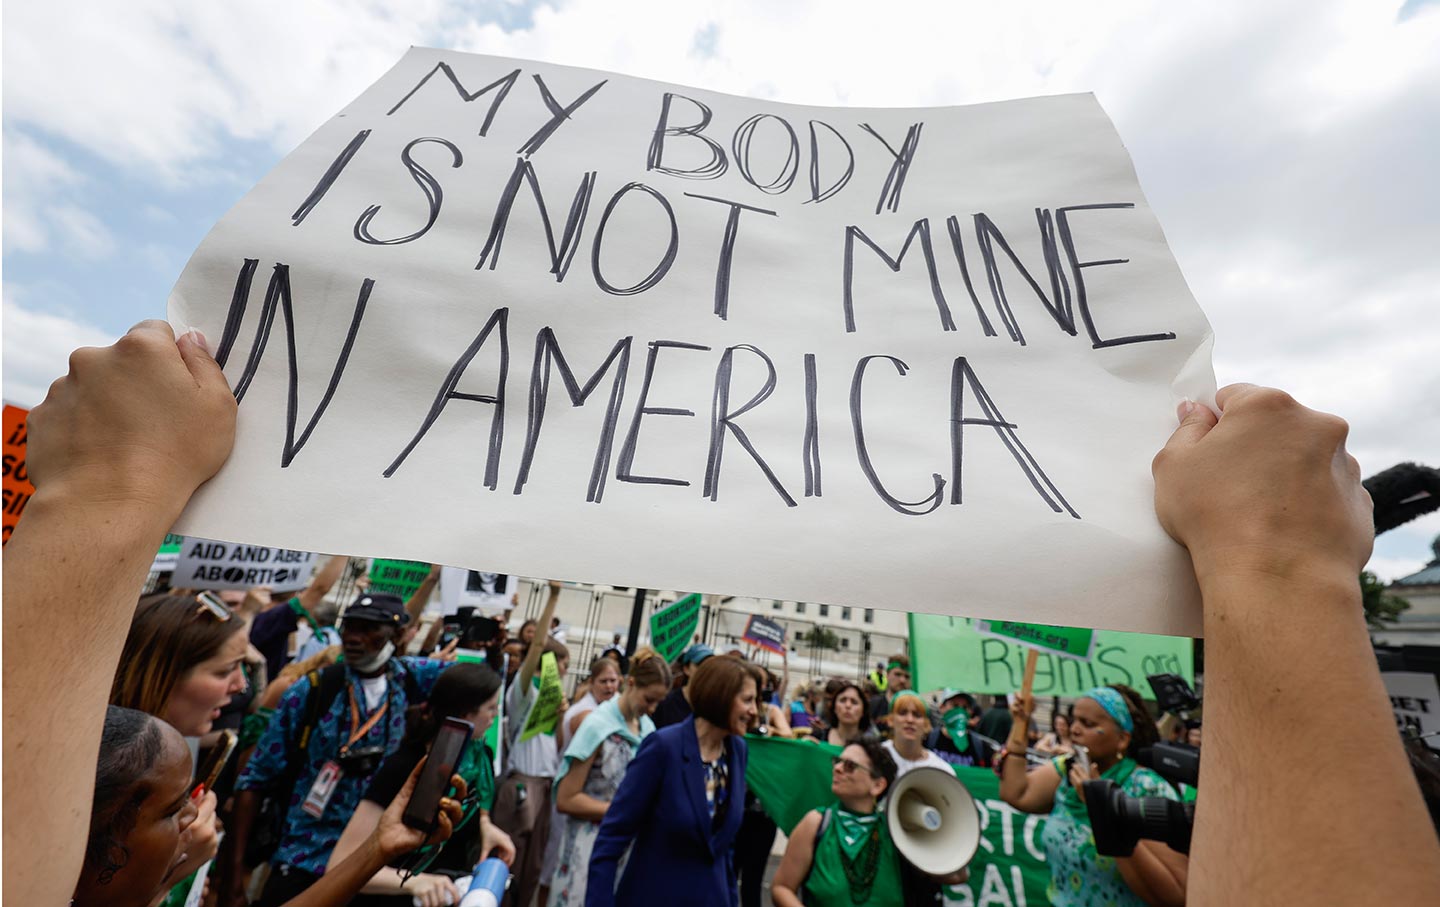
[236,656,446,874]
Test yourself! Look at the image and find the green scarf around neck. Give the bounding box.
[1056,755,1136,821]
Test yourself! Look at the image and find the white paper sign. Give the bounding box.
[172,538,317,592]
[439,566,518,614]
[169,48,1215,635]
[1384,671,1440,748]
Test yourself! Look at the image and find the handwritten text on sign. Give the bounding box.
[169,48,1215,635]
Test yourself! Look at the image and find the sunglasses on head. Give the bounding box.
[831,755,880,778]
[194,592,233,622]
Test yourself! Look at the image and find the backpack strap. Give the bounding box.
[297,664,349,755]
[799,806,832,905]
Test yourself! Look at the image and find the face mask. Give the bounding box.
[942,708,971,752]
[349,641,395,674]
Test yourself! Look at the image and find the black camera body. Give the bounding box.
[1084,779,1196,856]
[337,745,386,776]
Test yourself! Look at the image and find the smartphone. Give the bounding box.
[194,730,238,793]
[461,616,501,647]
[401,718,474,830]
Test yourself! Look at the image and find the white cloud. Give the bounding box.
[2,130,87,255]
[1,289,120,408]
[2,0,470,177]
[48,205,117,260]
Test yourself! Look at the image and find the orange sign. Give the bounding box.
[3,404,33,545]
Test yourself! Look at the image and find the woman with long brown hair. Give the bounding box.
[111,593,250,737]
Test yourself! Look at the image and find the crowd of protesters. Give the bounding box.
[4,321,1440,907]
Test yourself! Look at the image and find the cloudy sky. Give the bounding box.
[4,0,1438,581]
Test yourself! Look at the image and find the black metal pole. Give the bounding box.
[625,587,648,656]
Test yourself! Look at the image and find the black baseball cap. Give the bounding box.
[343,592,409,627]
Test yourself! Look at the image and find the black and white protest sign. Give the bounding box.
[172,538,317,592]
[438,566,517,613]
[1384,672,1440,749]
[169,48,1215,634]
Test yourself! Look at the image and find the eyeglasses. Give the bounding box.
[831,756,880,778]
[194,592,233,622]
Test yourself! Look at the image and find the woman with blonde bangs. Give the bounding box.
[881,691,951,777]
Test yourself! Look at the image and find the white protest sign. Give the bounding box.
[439,566,518,614]
[1384,672,1440,748]
[170,48,1215,635]
[173,538,317,592]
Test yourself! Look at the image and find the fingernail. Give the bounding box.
[183,325,212,355]
[1177,399,1197,420]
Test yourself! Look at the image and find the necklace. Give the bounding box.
[836,808,884,901]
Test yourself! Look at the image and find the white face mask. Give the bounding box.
[349,641,395,674]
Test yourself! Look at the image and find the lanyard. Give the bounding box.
[344,683,390,752]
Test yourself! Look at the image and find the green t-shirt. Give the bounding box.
[803,805,906,907]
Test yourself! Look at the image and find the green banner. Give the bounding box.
[649,593,702,662]
[974,620,1095,660]
[745,736,1051,906]
[520,652,564,743]
[910,613,1193,698]
[368,558,431,600]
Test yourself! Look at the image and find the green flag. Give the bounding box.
[649,593,702,662]
[745,736,1051,906]
[910,613,1193,697]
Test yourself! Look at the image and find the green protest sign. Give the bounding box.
[649,593,702,663]
[520,652,564,743]
[152,533,186,572]
[745,736,1050,907]
[368,558,430,600]
[974,619,1096,660]
[910,613,1193,697]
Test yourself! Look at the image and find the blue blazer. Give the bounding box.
[586,717,748,907]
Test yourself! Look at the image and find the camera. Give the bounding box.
[337,745,387,775]
[1081,674,1202,856]
[1084,779,1195,855]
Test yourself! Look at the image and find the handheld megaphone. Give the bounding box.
[885,766,981,876]
[456,858,509,907]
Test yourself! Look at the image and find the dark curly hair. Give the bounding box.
[85,707,167,885]
[1108,684,1161,753]
[845,736,898,797]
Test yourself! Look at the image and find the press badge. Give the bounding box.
[301,761,343,818]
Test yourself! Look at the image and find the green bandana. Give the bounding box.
[833,807,882,860]
[942,708,971,752]
[1056,755,1136,821]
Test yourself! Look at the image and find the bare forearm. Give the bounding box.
[2,490,179,907]
[1190,568,1440,904]
[998,754,1029,807]
[520,584,562,687]
[771,886,804,907]
[557,791,610,822]
[286,837,389,907]
[1115,842,1186,907]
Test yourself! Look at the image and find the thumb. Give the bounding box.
[176,327,228,388]
[1164,399,1219,449]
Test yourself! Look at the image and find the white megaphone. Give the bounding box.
[885,766,981,876]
